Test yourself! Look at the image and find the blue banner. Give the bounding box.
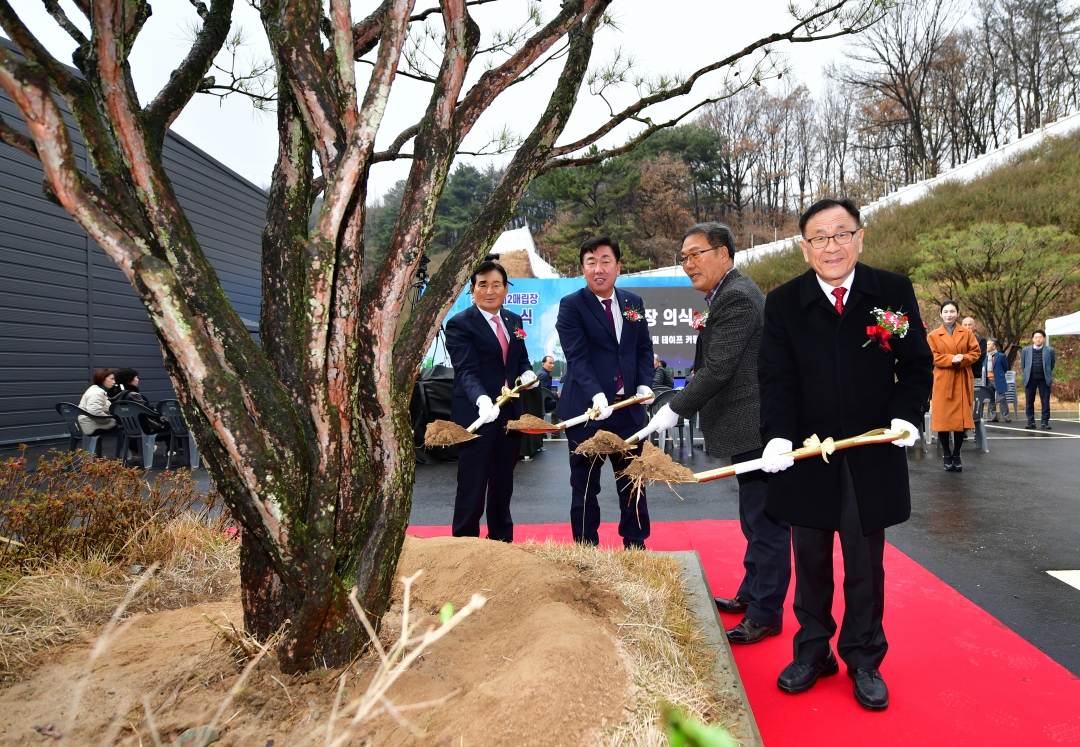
[429,275,703,374]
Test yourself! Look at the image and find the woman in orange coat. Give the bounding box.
[928,300,983,472]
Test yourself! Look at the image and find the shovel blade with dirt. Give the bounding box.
[423,378,531,448]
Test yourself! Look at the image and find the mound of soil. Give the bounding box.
[0,537,631,746]
[424,419,475,447]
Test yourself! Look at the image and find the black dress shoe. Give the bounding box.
[849,667,889,710]
[953,456,962,472]
[943,456,953,471]
[1042,424,1052,430]
[714,595,749,614]
[726,617,782,645]
[1025,422,1037,429]
[777,652,839,694]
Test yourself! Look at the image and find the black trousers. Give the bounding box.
[733,450,791,628]
[565,425,649,549]
[452,409,521,542]
[1025,376,1051,425]
[792,458,887,670]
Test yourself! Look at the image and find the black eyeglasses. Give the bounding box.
[805,231,858,250]
[676,247,717,266]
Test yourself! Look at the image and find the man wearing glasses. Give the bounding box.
[556,236,655,549]
[757,199,931,710]
[638,222,789,646]
[445,260,537,541]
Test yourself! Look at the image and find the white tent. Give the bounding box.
[1046,310,1080,336]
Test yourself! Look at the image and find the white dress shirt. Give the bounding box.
[817,269,855,308]
[485,310,505,340]
[594,291,623,342]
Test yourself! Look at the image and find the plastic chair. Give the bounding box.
[156,400,200,469]
[110,401,170,468]
[1005,371,1018,410]
[646,388,685,451]
[55,402,121,457]
[972,385,994,453]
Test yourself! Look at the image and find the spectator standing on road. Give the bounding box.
[962,317,987,384]
[984,339,1011,422]
[928,301,982,472]
[652,356,675,390]
[1021,330,1056,430]
[78,368,117,434]
[538,355,558,418]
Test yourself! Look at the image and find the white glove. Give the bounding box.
[761,438,795,473]
[475,395,500,424]
[591,393,614,421]
[636,385,655,405]
[520,370,539,389]
[646,404,680,435]
[886,418,919,447]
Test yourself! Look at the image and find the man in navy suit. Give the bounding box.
[556,236,655,549]
[445,260,536,541]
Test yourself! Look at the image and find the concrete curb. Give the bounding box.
[666,550,764,747]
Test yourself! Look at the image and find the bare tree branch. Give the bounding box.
[548,0,885,160]
[144,0,235,145]
[0,113,37,158]
[373,122,419,162]
[395,0,610,383]
[41,0,88,47]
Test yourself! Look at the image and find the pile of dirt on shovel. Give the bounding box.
[424,419,474,447]
[573,430,633,457]
[621,442,697,484]
[506,413,562,432]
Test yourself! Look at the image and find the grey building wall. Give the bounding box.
[0,63,266,444]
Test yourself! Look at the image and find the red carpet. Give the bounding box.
[408,520,1080,745]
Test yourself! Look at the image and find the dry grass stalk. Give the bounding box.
[0,512,239,682]
[526,541,743,747]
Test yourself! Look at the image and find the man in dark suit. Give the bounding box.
[984,338,1011,422]
[758,198,932,711]
[556,236,655,549]
[1021,330,1056,429]
[641,222,789,646]
[445,260,536,542]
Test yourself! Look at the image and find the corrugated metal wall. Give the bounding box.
[0,68,266,444]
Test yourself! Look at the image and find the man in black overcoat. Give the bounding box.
[445,260,536,541]
[757,199,932,711]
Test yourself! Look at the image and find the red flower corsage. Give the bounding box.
[863,307,909,352]
[514,327,527,340]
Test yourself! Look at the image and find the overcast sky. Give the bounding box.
[11,0,853,199]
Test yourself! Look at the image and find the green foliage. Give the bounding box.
[0,449,219,567]
[739,241,806,293]
[627,125,729,222]
[864,131,1080,277]
[913,222,1080,360]
[664,704,738,747]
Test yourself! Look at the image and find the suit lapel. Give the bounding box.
[584,288,618,342]
[469,305,501,351]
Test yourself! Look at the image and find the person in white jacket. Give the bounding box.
[78,368,118,434]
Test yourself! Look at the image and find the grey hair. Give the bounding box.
[682,222,736,261]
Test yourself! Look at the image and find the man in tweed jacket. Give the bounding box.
[645,222,791,645]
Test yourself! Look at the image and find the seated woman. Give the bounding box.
[78,368,118,435]
[111,367,170,434]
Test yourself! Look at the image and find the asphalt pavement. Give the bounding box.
[411,417,1080,677]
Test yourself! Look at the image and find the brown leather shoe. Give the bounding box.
[714,595,749,614]
[726,617,782,645]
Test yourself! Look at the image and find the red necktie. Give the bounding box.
[602,299,624,393]
[493,314,508,363]
[832,287,846,315]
